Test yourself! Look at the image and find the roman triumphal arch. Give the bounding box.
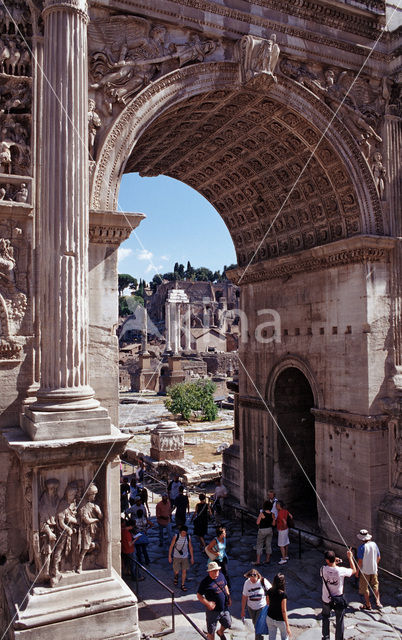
[0,0,400,637]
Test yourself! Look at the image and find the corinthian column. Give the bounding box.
[21,0,110,438]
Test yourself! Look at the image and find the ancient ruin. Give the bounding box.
[0,0,401,637]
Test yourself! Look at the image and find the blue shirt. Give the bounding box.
[198,572,228,611]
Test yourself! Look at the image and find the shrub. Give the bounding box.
[165,380,218,422]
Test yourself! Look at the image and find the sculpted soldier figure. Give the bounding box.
[50,481,78,586]
[76,483,103,573]
[38,478,60,580]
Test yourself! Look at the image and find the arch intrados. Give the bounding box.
[91,61,383,241]
[266,355,322,410]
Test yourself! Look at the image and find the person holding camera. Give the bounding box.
[168,524,194,591]
[254,500,276,566]
[320,548,357,640]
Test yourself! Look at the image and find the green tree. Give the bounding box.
[151,273,163,293]
[185,260,195,280]
[118,273,137,297]
[119,296,131,316]
[194,267,214,281]
[165,380,217,422]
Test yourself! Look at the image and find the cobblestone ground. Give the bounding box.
[124,491,402,640]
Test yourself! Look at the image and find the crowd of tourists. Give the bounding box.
[120,466,383,640]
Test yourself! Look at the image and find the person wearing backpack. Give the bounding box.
[241,568,271,640]
[320,548,357,640]
[168,524,194,591]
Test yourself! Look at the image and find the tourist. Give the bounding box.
[267,489,279,518]
[129,476,139,501]
[174,485,190,527]
[120,476,130,512]
[254,500,276,565]
[320,548,357,640]
[168,524,194,591]
[191,493,212,550]
[212,478,227,523]
[139,484,151,517]
[133,508,151,566]
[356,529,382,610]
[156,493,172,547]
[125,495,144,520]
[121,519,143,581]
[197,561,232,640]
[168,474,182,507]
[135,457,146,485]
[241,568,271,640]
[276,501,292,564]
[266,573,291,639]
[205,525,231,588]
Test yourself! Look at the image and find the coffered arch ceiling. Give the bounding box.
[125,88,379,268]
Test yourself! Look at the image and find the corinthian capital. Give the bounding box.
[42,0,88,19]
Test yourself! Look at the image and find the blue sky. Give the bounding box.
[117,173,236,282]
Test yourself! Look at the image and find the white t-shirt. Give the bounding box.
[242,577,271,610]
[169,480,182,502]
[214,484,228,500]
[172,533,190,558]
[321,565,353,603]
[357,541,380,574]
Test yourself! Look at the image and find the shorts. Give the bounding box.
[173,556,189,572]
[359,572,379,595]
[278,528,289,547]
[205,609,231,635]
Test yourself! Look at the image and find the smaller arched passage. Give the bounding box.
[272,367,317,519]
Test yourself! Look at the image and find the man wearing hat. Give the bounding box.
[356,529,382,610]
[197,561,232,640]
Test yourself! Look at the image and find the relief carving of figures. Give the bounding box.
[371,151,386,199]
[0,3,31,36]
[280,58,383,158]
[0,81,32,114]
[89,17,218,114]
[236,34,280,87]
[0,120,31,174]
[38,478,60,580]
[0,37,31,76]
[50,481,79,586]
[0,181,29,202]
[76,483,102,573]
[0,228,27,357]
[88,98,101,154]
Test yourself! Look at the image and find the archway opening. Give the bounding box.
[274,367,317,520]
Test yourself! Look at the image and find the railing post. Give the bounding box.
[171,592,175,634]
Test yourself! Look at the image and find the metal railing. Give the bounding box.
[132,560,208,639]
[231,503,402,582]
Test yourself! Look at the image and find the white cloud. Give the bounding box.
[118,248,132,264]
[160,255,169,261]
[145,263,163,273]
[137,249,153,261]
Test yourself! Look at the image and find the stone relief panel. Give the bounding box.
[34,468,105,586]
[235,33,280,88]
[280,57,384,160]
[0,1,32,177]
[88,14,219,150]
[0,221,28,360]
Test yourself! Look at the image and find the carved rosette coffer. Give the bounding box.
[235,34,280,89]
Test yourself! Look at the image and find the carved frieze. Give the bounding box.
[35,471,104,586]
[280,58,384,159]
[312,408,388,432]
[88,16,218,118]
[0,222,28,359]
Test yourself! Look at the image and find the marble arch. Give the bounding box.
[0,1,400,637]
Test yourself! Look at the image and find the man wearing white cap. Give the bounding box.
[197,561,232,640]
[356,529,382,610]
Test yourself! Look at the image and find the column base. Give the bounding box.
[3,566,140,640]
[20,406,112,440]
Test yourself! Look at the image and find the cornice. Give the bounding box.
[90,0,389,63]
[228,235,395,284]
[239,395,266,410]
[89,209,145,244]
[312,408,388,431]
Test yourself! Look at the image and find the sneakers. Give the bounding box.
[278,558,287,564]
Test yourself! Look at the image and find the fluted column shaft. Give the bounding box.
[385,115,402,376]
[36,0,97,410]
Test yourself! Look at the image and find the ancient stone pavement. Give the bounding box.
[125,493,402,640]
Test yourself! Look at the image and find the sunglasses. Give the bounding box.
[249,573,258,577]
